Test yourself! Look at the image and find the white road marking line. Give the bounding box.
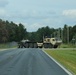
[42,50,73,75]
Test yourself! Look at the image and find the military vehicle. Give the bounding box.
[42,37,62,48]
[18,40,38,48]
[18,37,62,48]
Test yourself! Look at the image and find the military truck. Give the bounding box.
[18,37,62,48]
[42,37,62,48]
[18,40,38,48]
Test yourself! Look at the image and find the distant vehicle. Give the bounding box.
[18,37,62,48]
[42,37,62,48]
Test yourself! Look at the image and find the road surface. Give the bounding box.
[0,48,69,75]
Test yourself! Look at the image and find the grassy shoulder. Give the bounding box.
[0,43,17,50]
[59,44,76,48]
[45,50,76,75]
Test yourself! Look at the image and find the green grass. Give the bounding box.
[59,44,76,48]
[0,43,17,50]
[45,50,76,75]
[0,43,10,49]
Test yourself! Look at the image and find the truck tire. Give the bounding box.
[34,43,38,48]
[29,43,34,48]
[53,45,58,48]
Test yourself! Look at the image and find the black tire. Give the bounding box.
[29,43,34,48]
[53,45,58,48]
[25,43,29,48]
[34,43,38,48]
[43,43,53,48]
[18,45,21,48]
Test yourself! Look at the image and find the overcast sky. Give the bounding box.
[0,0,76,32]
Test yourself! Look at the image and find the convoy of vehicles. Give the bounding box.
[18,37,62,48]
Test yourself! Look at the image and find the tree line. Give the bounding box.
[0,19,27,43]
[0,19,76,44]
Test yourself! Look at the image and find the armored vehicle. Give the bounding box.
[42,37,62,48]
[18,37,62,48]
[18,40,38,48]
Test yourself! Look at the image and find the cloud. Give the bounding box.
[0,8,10,20]
[7,10,57,20]
[0,8,6,16]
[47,10,56,15]
[62,9,76,25]
[0,0,9,7]
[62,9,76,18]
[23,23,46,32]
[4,10,63,31]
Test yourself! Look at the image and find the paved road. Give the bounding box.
[0,48,69,75]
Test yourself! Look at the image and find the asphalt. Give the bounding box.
[0,48,69,75]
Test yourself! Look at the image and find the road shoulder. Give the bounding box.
[0,48,16,51]
[42,50,73,75]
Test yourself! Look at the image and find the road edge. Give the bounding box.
[42,50,73,75]
[0,48,16,51]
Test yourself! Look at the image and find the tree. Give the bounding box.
[0,18,76,44]
[0,20,8,43]
[18,23,26,41]
[63,24,68,43]
[69,26,73,42]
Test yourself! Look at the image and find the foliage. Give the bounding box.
[0,19,76,44]
[60,44,76,48]
[0,19,27,43]
[45,50,76,75]
[0,42,17,49]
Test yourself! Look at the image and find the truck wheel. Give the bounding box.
[54,45,58,48]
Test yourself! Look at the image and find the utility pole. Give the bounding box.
[67,26,69,44]
[61,28,63,42]
[58,28,60,38]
